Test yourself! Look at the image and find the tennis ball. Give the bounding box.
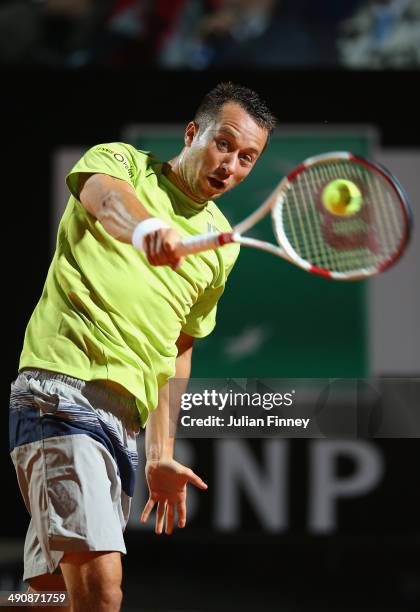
[321,179,362,216]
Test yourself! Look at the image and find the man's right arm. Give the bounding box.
[77,173,184,269]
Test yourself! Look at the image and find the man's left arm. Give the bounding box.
[141,332,207,535]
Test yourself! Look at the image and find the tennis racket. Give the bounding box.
[174,151,412,280]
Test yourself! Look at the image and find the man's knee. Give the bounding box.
[91,584,122,609]
[83,572,122,607]
[70,581,122,611]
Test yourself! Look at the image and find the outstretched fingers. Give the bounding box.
[165,504,175,535]
[155,500,167,535]
[141,461,208,533]
[177,499,186,529]
[140,496,156,524]
[186,469,208,490]
[173,471,207,529]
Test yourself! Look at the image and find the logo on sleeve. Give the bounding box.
[97,146,134,179]
[113,152,134,179]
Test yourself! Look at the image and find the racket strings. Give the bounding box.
[276,160,406,273]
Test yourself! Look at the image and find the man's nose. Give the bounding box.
[220,156,235,176]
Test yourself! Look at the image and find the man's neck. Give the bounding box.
[163,157,207,204]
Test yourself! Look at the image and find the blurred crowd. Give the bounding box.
[1,0,420,69]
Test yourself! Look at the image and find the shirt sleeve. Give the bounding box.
[66,143,140,200]
[182,246,239,338]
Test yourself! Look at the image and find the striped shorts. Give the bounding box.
[9,368,140,582]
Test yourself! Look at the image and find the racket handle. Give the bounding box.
[175,231,235,256]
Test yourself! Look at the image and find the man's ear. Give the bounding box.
[185,121,198,147]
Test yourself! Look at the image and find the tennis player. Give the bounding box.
[9,82,276,611]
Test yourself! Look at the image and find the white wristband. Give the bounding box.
[132,218,170,252]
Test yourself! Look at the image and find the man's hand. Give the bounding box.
[143,228,185,270]
[141,459,208,534]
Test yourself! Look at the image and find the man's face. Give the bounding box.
[181,102,268,202]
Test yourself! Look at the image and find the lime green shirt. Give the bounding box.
[19,143,239,426]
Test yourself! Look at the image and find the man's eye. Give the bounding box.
[240,154,253,164]
[217,139,229,150]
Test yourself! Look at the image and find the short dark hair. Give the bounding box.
[194,81,277,136]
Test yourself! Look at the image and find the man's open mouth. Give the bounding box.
[208,177,225,189]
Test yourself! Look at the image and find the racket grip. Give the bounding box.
[175,232,235,256]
